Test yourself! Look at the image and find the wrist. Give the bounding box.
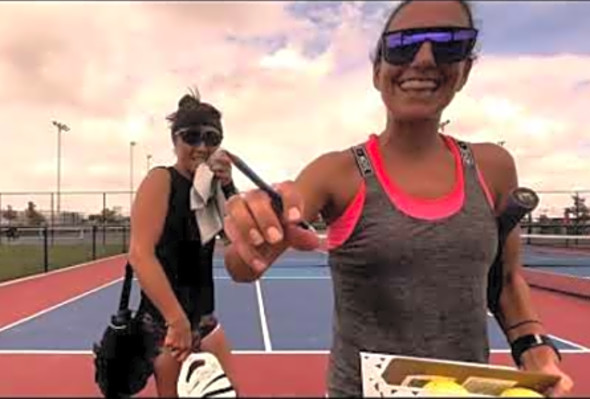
[510,334,561,368]
[520,345,560,369]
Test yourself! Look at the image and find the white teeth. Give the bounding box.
[399,79,438,91]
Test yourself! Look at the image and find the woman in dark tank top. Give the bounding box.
[128,89,239,397]
[222,0,573,397]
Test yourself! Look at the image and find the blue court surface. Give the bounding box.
[0,249,588,354]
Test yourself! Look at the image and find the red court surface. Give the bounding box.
[0,254,589,397]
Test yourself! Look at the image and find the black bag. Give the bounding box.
[93,263,156,398]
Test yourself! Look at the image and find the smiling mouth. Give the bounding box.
[397,78,441,94]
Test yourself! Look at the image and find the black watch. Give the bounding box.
[510,334,562,367]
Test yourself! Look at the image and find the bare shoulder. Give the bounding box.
[470,141,519,206]
[470,142,516,172]
[297,147,362,222]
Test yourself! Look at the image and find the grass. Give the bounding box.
[0,243,125,283]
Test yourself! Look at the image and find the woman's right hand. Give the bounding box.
[223,181,321,276]
[163,315,192,362]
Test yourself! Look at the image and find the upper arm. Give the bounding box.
[474,143,522,275]
[294,150,352,223]
[128,168,171,261]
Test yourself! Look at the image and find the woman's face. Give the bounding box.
[373,0,475,122]
[174,127,222,175]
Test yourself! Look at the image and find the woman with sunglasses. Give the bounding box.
[128,91,239,396]
[223,0,573,397]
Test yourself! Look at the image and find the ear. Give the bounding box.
[455,58,473,92]
[373,62,382,91]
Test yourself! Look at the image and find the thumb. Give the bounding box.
[285,224,321,251]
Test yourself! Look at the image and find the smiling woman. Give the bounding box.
[126,88,240,397]
[222,0,573,397]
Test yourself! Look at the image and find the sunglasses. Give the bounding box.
[381,26,478,65]
[175,126,222,147]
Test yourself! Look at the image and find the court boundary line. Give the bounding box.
[255,280,272,352]
[0,278,123,333]
[0,254,125,288]
[0,349,589,355]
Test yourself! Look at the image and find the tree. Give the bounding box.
[1,205,17,225]
[88,207,122,224]
[564,193,589,235]
[24,201,46,226]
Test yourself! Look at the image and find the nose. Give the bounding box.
[411,41,436,66]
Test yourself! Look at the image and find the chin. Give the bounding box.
[389,106,443,122]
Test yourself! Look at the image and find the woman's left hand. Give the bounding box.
[208,150,233,186]
[520,346,573,397]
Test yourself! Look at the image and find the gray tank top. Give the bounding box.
[326,136,498,397]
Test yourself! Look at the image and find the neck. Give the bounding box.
[380,116,444,159]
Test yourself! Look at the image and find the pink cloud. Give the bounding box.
[0,2,587,219]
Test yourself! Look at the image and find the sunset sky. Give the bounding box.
[1,1,589,217]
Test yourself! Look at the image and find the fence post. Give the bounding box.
[122,224,127,253]
[43,225,49,273]
[92,224,97,260]
[102,192,107,246]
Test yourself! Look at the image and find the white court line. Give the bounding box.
[0,348,588,356]
[255,280,272,352]
[0,254,125,289]
[0,278,123,333]
[548,334,590,351]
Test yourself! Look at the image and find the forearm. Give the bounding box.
[129,251,185,324]
[498,270,547,341]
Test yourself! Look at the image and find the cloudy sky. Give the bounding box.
[1,1,589,217]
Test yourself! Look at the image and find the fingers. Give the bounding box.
[224,215,268,273]
[549,375,573,397]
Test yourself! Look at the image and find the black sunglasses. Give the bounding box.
[175,126,222,147]
[381,26,478,65]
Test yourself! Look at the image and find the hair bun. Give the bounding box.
[178,86,202,109]
[178,94,200,109]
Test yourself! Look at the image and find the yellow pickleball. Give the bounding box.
[421,379,470,396]
[500,387,543,397]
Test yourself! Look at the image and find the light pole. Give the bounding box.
[52,120,70,221]
[146,154,152,173]
[130,141,136,212]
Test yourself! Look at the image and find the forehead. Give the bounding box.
[387,0,471,31]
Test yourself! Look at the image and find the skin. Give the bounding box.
[223,1,573,396]
[128,129,238,397]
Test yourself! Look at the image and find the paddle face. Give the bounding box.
[177,352,236,398]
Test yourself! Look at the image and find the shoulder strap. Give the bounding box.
[350,144,374,178]
[454,139,476,168]
[117,263,134,311]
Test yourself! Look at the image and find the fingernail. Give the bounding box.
[288,207,301,222]
[249,229,264,245]
[252,259,266,271]
[267,227,283,243]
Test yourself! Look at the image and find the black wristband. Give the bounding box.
[510,334,562,367]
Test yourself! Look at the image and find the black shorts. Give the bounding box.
[138,312,219,358]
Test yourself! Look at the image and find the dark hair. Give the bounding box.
[371,0,476,69]
[166,87,223,138]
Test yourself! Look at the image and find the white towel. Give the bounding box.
[190,161,226,245]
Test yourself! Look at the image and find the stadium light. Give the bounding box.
[52,120,70,220]
[147,154,152,172]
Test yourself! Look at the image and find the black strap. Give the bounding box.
[117,262,134,312]
[350,145,374,177]
[454,139,476,168]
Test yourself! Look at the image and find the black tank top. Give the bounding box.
[138,166,216,324]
